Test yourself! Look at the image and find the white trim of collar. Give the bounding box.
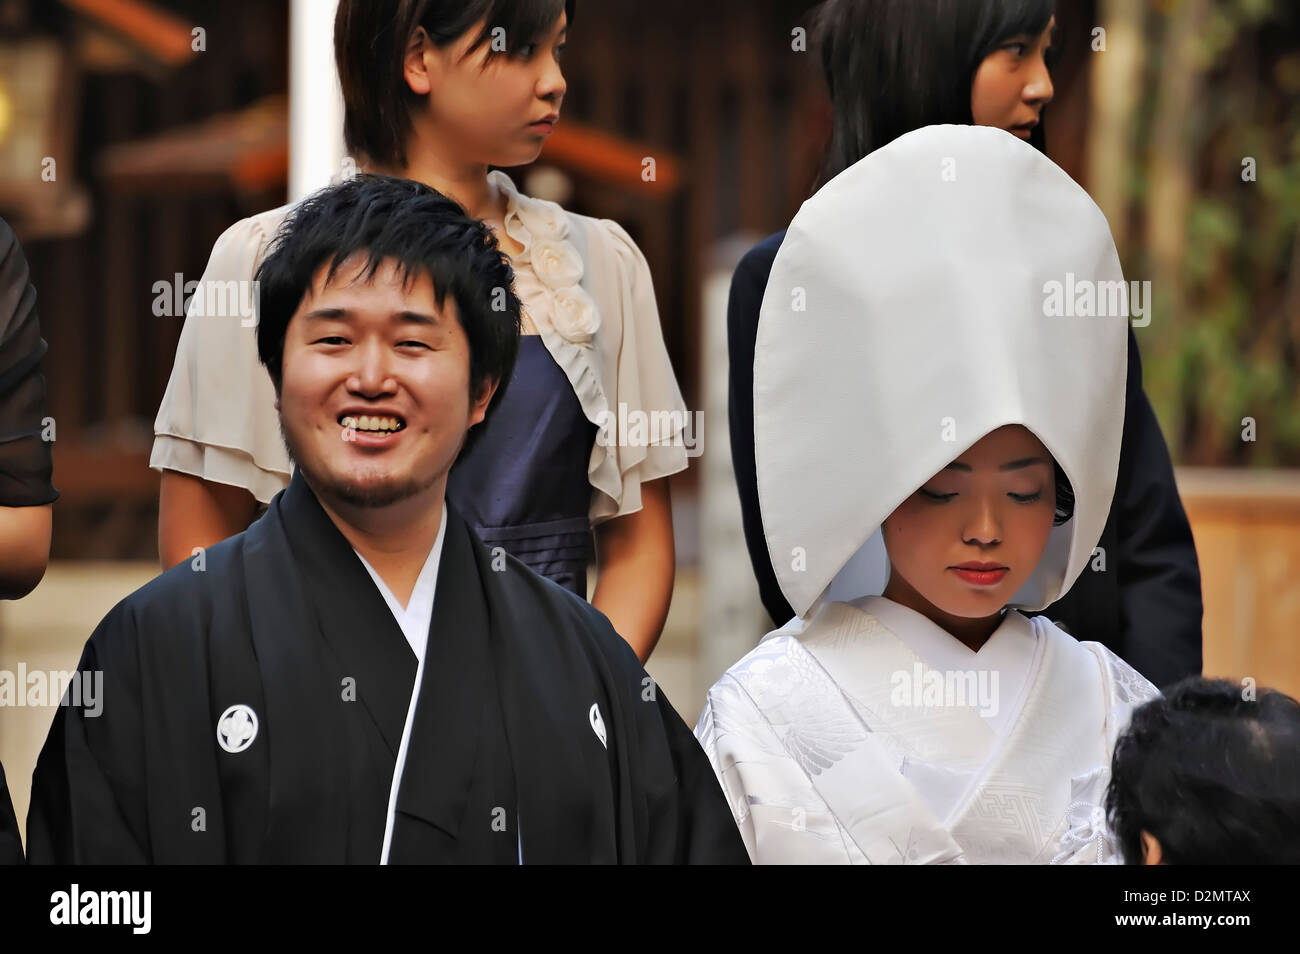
[853,595,1036,737]
[353,506,446,665]
[377,501,448,865]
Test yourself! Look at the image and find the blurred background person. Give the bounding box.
[0,216,57,863]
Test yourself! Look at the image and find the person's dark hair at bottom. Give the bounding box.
[1106,676,1300,864]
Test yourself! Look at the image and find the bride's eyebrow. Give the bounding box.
[941,457,1050,472]
[999,457,1051,472]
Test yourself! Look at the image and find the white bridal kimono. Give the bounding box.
[702,125,1159,864]
[696,596,1158,864]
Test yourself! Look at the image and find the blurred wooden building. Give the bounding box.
[0,0,1297,707]
[0,0,286,557]
[0,0,1110,561]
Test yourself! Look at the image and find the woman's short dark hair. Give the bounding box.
[1106,677,1300,865]
[336,0,577,169]
[254,174,520,418]
[810,0,1056,186]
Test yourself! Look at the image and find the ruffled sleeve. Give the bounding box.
[150,207,293,504]
[579,218,690,524]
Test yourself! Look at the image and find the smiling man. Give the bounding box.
[26,175,747,864]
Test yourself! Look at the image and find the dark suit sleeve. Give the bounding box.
[0,218,57,507]
[642,690,751,864]
[567,595,748,864]
[1110,329,1203,686]
[26,610,151,864]
[728,234,795,628]
[0,762,21,864]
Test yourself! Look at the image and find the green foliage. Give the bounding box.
[1134,0,1299,466]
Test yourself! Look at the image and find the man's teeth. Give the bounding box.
[341,415,403,432]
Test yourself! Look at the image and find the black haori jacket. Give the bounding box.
[0,763,20,864]
[27,472,748,864]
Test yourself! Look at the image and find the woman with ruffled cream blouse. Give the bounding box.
[153,0,686,660]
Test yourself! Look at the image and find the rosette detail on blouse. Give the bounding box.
[497,173,600,345]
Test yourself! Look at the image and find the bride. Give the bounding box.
[696,124,1159,864]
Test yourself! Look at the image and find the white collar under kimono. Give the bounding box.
[351,499,447,666]
[364,500,488,865]
[701,597,1147,863]
[830,596,1039,827]
[854,595,1035,739]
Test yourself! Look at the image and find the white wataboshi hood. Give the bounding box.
[754,124,1128,619]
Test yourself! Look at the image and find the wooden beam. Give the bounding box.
[60,0,197,68]
[97,96,288,196]
[540,120,684,196]
[52,443,157,501]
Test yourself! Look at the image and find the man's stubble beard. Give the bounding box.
[278,413,441,509]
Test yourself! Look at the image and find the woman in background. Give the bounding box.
[727,0,1202,687]
[153,0,686,661]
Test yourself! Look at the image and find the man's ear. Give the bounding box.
[403,26,435,97]
[1140,830,1163,865]
[468,376,500,428]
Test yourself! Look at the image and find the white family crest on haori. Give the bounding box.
[589,702,608,749]
[216,703,259,754]
[696,125,1158,864]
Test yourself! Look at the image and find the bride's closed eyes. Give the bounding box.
[918,487,1044,504]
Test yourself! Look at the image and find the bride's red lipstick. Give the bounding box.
[950,562,1009,586]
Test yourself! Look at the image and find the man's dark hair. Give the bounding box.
[335,0,577,169]
[810,0,1056,188]
[254,174,520,418]
[1106,677,1300,864]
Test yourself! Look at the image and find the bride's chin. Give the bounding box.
[938,592,1005,619]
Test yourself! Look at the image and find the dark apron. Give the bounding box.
[448,336,597,597]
